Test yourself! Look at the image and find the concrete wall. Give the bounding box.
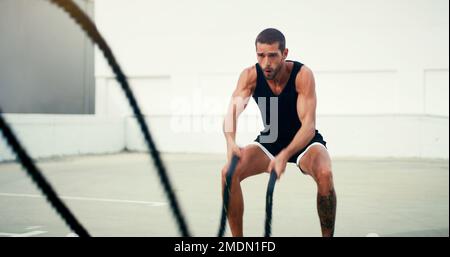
[0,0,95,114]
[95,0,449,159]
[0,114,124,162]
[1,0,448,161]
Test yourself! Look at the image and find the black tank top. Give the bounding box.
[252,60,303,143]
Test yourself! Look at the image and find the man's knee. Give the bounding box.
[222,149,251,183]
[313,166,333,186]
[222,163,245,183]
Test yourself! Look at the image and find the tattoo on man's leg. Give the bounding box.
[317,189,336,235]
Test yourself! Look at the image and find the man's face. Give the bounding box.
[256,42,287,80]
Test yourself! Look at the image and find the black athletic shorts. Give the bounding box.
[251,130,327,172]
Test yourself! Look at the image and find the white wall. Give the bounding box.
[0,114,124,162]
[94,0,449,158]
[1,0,448,161]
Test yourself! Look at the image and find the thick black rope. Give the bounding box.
[0,109,90,237]
[1,0,276,237]
[264,170,278,237]
[47,0,190,236]
[218,155,278,237]
[217,155,239,237]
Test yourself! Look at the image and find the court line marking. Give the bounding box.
[0,192,167,206]
[0,231,48,237]
[26,225,43,230]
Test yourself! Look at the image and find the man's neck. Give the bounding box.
[268,62,291,87]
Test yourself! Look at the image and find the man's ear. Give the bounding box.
[282,48,289,59]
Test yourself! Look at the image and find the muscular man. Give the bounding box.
[222,28,337,237]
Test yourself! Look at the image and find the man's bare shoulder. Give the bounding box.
[239,65,257,90]
[295,65,315,93]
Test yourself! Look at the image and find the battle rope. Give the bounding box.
[48,0,190,236]
[0,0,189,236]
[0,0,279,237]
[217,155,239,237]
[218,155,278,237]
[265,170,278,237]
[0,109,90,237]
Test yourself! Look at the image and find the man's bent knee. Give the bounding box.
[314,167,334,187]
[221,163,244,184]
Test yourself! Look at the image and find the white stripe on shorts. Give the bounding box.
[296,142,328,167]
[248,142,275,160]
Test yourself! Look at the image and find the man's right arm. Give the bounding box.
[223,66,256,160]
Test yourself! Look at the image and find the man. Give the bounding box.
[222,28,336,237]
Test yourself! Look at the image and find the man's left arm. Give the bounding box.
[268,66,317,178]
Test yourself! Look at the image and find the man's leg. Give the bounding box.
[298,145,337,237]
[221,144,271,237]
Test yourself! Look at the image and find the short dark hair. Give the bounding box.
[255,28,286,52]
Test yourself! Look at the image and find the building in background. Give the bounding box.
[0,0,95,114]
[1,0,448,161]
